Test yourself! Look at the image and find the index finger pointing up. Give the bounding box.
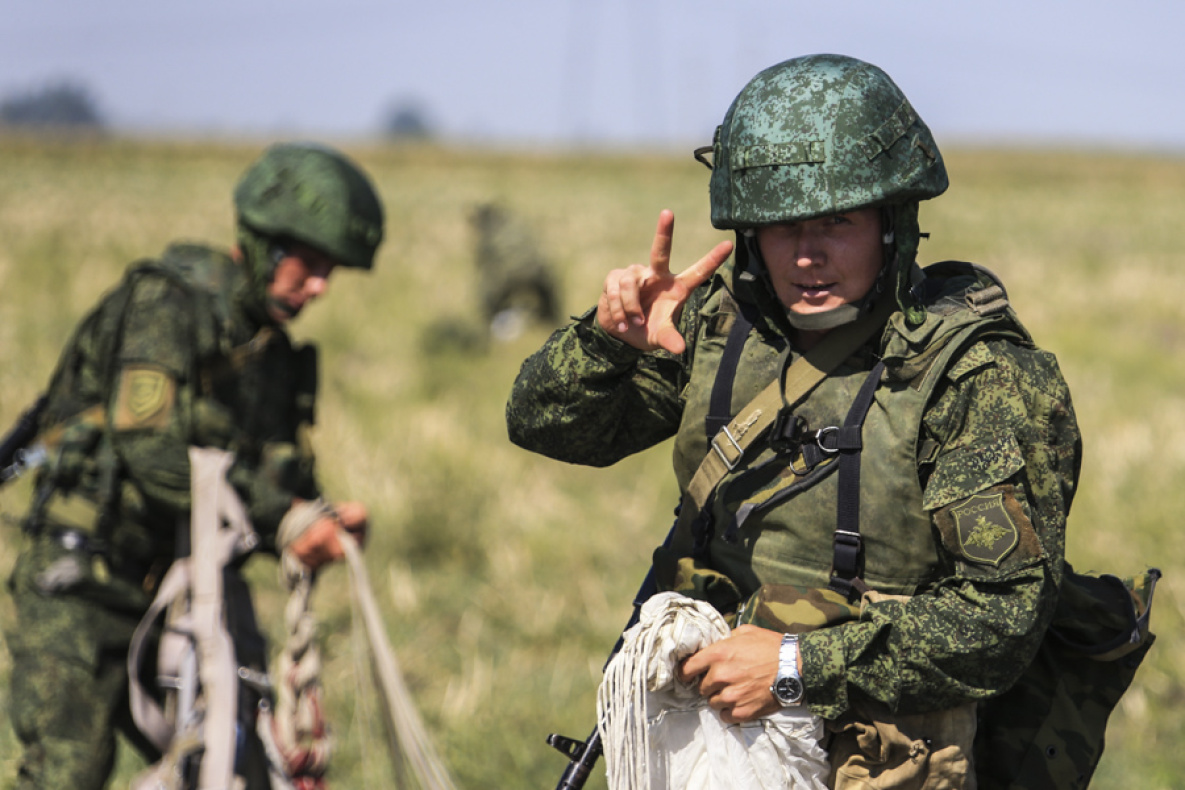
[649,209,675,275]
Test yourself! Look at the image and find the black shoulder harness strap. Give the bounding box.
[704,296,758,443]
[704,302,885,600]
[828,359,885,599]
[695,295,892,600]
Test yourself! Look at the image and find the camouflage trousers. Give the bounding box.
[4,533,158,790]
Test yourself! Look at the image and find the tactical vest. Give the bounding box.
[660,262,1027,607]
[30,244,318,569]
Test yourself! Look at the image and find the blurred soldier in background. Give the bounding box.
[3,142,384,789]
[470,201,560,341]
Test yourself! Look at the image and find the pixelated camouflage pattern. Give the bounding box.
[708,54,948,230]
[507,261,1080,728]
[6,243,321,787]
[6,533,157,789]
[234,142,384,270]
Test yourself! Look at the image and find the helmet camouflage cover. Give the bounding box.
[709,54,948,229]
[234,142,384,270]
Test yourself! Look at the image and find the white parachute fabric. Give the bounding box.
[597,592,830,790]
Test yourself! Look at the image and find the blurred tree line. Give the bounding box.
[1,80,443,140]
[0,80,104,129]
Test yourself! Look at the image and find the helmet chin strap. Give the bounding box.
[740,212,898,333]
[263,243,301,319]
[235,223,291,325]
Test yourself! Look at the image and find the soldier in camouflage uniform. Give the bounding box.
[470,201,560,340]
[4,142,384,789]
[507,55,1080,786]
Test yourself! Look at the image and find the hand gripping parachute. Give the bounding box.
[597,592,830,790]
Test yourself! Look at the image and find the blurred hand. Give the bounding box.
[289,500,368,570]
[597,210,733,354]
[678,624,784,723]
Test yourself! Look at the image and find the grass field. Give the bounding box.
[0,136,1182,788]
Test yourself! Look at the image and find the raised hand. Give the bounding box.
[597,210,733,354]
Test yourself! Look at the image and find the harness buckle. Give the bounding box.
[769,411,806,456]
[711,426,745,471]
[833,529,862,550]
[815,426,841,455]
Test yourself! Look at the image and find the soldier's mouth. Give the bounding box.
[793,283,837,297]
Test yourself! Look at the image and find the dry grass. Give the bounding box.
[0,136,1183,787]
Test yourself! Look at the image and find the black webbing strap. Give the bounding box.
[704,302,756,443]
[829,359,886,600]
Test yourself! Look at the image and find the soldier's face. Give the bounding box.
[267,243,339,323]
[757,209,883,316]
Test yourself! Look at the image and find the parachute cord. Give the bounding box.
[340,530,459,790]
[272,554,333,789]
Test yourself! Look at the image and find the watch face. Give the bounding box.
[774,676,804,705]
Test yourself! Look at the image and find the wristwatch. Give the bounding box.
[770,633,805,706]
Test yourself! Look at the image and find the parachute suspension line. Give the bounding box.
[340,531,458,790]
[348,574,383,777]
[269,552,333,790]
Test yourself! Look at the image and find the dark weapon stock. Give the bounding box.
[0,395,47,484]
[547,515,678,789]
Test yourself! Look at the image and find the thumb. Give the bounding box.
[653,320,687,355]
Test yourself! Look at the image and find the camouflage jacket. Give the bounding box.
[507,260,1081,720]
[29,242,320,577]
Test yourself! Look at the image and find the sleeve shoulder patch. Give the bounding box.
[113,364,177,430]
[950,492,1019,566]
[933,484,1044,572]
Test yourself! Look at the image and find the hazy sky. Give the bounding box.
[3,0,1183,151]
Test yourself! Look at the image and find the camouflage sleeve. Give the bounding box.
[108,275,196,518]
[800,337,1080,719]
[110,275,312,544]
[506,306,691,467]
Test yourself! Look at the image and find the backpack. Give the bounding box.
[974,565,1160,789]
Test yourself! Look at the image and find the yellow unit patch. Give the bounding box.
[114,365,176,429]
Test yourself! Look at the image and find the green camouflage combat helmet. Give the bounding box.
[234,142,384,271]
[708,54,947,229]
[702,54,948,327]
